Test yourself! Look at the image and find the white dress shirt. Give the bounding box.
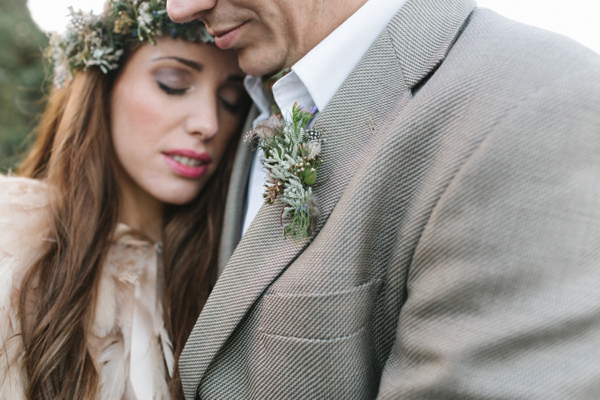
[242,0,408,236]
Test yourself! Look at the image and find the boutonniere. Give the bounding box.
[246,104,324,239]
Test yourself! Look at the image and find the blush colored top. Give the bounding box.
[0,175,173,400]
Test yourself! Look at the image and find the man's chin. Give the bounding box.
[237,47,286,77]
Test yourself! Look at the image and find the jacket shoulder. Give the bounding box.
[458,7,600,80]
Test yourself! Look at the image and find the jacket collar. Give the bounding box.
[216,105,259,277]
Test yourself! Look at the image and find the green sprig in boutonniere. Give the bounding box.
[246,104,324,239]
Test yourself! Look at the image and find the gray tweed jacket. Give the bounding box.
[180,0,600,398]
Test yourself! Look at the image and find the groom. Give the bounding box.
[168,0,600,398]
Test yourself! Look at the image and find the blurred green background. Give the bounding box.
[0,0,48,172]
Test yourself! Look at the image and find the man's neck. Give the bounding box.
[280,0,370,73]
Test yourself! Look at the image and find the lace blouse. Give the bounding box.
[0,175,173,400]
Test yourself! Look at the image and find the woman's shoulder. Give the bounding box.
[0,174,50,220]
[0,174,48,202]
[0,174,52,255]
[0,174,53,309]
[0,175,49,220]
[0,175,45,399]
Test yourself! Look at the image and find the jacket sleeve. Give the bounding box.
[377,70,600,399]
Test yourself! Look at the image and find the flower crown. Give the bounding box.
[46,0,213,88]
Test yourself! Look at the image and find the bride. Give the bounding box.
[0,1,249,399]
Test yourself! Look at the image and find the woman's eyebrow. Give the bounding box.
[152,56,203,71]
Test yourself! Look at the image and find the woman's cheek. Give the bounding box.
[126,89,166,135]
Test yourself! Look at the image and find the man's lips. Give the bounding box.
[211,22,247,50]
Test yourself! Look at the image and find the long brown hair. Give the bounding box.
[17,44,244,399]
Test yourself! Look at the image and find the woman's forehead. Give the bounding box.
[134,38,242,73]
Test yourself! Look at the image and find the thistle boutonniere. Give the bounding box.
[246,104,324,239]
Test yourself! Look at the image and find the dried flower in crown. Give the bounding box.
[45,0,213,88]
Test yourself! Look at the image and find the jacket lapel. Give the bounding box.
[217,105,259,277]
[180,0,475,398]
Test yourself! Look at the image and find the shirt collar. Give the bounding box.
[244,0,407,122]
[291,0,408,113]
[244,75,271,127]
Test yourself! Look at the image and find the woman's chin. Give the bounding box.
[152,186,202,206]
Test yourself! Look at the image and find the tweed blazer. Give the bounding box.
[180,0,600,398]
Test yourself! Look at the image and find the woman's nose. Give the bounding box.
[185,96,219,140]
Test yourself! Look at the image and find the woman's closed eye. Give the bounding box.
[219,86,246,114]
[153,68,192,96]
[157,81,189,96]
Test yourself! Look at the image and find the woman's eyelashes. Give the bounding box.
[157,81,189,96]
[153,66,247,112]
[158,81,243,113]
[218,86,246,114]
[153,68,192,96]
[220,97,242,113]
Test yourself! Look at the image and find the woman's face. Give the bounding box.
[110,38,247,207]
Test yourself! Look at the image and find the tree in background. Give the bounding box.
[0,0,48,171]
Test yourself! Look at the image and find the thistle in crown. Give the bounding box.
[45,0,212,88]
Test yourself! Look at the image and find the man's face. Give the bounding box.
[168,0,331,77]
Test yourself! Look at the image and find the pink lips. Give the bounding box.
[162,150,212,179]
[213,23,245,50]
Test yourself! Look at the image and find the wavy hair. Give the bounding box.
[17,46,244,399]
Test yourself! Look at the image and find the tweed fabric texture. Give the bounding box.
[181,0,600,398]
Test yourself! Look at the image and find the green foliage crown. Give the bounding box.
[46,0,212,88]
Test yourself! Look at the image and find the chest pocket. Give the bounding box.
[258,279,382,340]
[252,279,382,399]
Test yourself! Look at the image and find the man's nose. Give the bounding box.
[167,0,217,23]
